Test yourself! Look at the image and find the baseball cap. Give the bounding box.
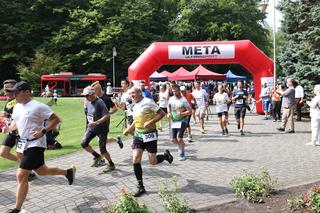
[7,81,32,92]
[82,86,95,96]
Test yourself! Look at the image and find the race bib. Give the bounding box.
[142,132,157,143]
[87,115,94,123]
[159,99,166,106]
[236,99,244,105]
[16,139,27,153]
[171,121,182,129]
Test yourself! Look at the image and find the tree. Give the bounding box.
[278,0,320,98]
[17,51,67,94]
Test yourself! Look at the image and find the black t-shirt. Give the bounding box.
[87,97,110,133]
[4,98,16,118]
[99,94,115,111]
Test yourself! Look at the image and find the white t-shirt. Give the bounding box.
[192,89,207,108]
[158,90,169,108]
[295,85,304,99]
[310,96,320,119]
[214,92,229,113]
[12,100,53,150]
[120,90,133,116]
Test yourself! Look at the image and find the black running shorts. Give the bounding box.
[20,147,45,170]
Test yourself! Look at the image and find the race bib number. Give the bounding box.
[16,139,27,153]
[87,115,94,123]
[171,121,182,129]
[159,99,166,106]
[142,132,157,143]
[236,99,244,105]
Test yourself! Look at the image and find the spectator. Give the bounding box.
[295,81,304,121]
[305,84,320,146]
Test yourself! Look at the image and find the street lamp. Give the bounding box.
[112,47,117,88]
[259,0,277,87]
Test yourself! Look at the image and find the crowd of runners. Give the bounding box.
[1,77,319,213]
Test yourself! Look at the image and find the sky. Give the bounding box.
[265,0,283,31]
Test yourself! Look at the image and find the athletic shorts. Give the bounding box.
[234,107,247,119]
[171,121,187,139]
[262,100,271,112]
[160,107,168,114]
[132,136,157,153]
[2,133,18,148]
[217,111,228,117]
[186,115,191,128]
[20,147,45,170]
[195,106,206,116]
[81,130,108,153]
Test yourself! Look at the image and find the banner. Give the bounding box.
[168,44,235,60]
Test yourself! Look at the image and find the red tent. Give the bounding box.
[161,70,173,78]
[169,67,190,80]
[182,65,226,81]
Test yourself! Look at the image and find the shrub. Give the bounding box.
[288,184,320,212]
[230,169,275,203]
[159,176,195,213]
[103,187,151,213]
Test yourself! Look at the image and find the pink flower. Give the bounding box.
[312,184,319,193]
[120,186,126,194]
[303,193,309,201]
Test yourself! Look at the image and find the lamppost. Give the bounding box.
[112,47,117,88]
[259,0,276,87]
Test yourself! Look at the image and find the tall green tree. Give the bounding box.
[278,0,320,97]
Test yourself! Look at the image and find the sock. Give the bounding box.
[156,155,165,164]
[133,163,143,187]
[92,151,100,158]
[108,160,114,166]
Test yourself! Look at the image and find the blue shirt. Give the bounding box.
[142,89,152,99]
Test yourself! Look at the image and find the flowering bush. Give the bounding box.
[288,184,320,212]
[230,169,275,203]
[102,187,151,213]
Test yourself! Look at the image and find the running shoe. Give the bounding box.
[276,127,285,132]
[225,128,229,135]
[240,130,245,136]
[96,159,106,167]
[179,155,186,161]
[116,136,124,149]
[200,128,205,134]
[187,136,193,143]
[91,157,101,167]
[164,150,173,164]
[305,142,316,146]
[6,209,20,213]
[28,172,37,181]
[134,185,146,197]
[222,129,226,135]
[66,165,76,185]
[103,165,116,173]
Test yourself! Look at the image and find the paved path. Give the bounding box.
[0,107,317,213]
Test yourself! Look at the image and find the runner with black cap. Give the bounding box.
[4,81,76,213]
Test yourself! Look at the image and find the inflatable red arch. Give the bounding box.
[128,40,274,114]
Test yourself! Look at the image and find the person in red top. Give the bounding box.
[180,86,195,142]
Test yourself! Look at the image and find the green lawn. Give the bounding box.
[0,97,128,171]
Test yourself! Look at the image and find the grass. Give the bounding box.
[0,97,128,171]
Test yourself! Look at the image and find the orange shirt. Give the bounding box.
[182,92,194,106]
[272,91,280,102]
